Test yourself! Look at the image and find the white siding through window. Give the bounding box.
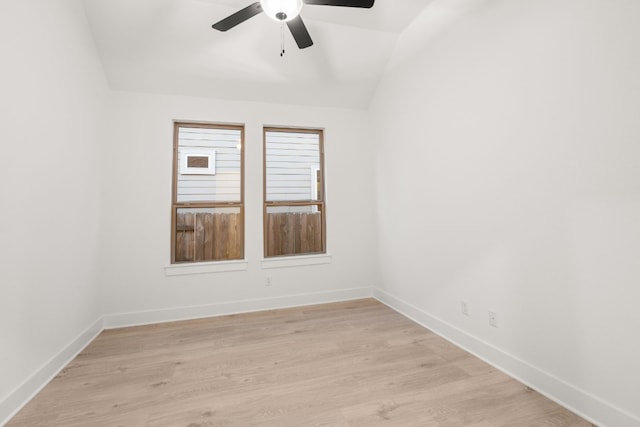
[265,131,320,202]
[177,127,241,203]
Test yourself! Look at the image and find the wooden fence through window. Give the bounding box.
[175,211,323,262]
[265,212,322,257]
[175,212,242,262]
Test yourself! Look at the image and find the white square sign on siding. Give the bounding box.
[180,150,216,175]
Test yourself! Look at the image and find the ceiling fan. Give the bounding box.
[212,0,375,51]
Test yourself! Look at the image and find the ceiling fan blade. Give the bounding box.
[212,2,263,32]
[287,16,314,49]
[302,0,374,7]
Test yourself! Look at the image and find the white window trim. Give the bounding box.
[165,260,248,276]
[261,253,332,269]
[164,254,331,275]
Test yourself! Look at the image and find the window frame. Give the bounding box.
[171,121,245,264]
[263,126,326,258]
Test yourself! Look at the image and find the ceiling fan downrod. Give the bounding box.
[280,22,286,57]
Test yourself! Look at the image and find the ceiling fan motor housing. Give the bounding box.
[260,0,303,22]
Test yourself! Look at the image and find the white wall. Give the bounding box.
[99,91,377,324]
[0,0,108,422]
[370,0,640,425]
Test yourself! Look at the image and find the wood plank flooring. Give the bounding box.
[7,299,593,426]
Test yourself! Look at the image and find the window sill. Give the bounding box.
[165,260,248,276]
[261,254,332,269]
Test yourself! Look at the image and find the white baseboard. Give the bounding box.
[0,317,104,427]
[103,287,372,329]
[373,287,640,427]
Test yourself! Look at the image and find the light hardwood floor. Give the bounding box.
[8,299,593,426]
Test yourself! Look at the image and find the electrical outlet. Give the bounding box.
[265,277,272,287]
[488,310,498,328]
[461,301,469,317]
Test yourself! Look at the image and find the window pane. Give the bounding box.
[175,207,242,262]
[265,131,321,202]
[177,127,242,203]
[265,205,323,257]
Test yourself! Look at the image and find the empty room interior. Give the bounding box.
[1,0,639,426]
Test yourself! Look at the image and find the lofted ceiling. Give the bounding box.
[82,0,435,108]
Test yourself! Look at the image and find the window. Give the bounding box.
[264,127,326,257]
[171,122,244,263]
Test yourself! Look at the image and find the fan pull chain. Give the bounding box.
[280,22,285,57]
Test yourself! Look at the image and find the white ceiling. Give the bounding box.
[83,0,435,108]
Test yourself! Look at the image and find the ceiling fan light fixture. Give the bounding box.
[260,0,303,22]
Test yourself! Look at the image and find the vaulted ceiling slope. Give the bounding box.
[82,0,434,109]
